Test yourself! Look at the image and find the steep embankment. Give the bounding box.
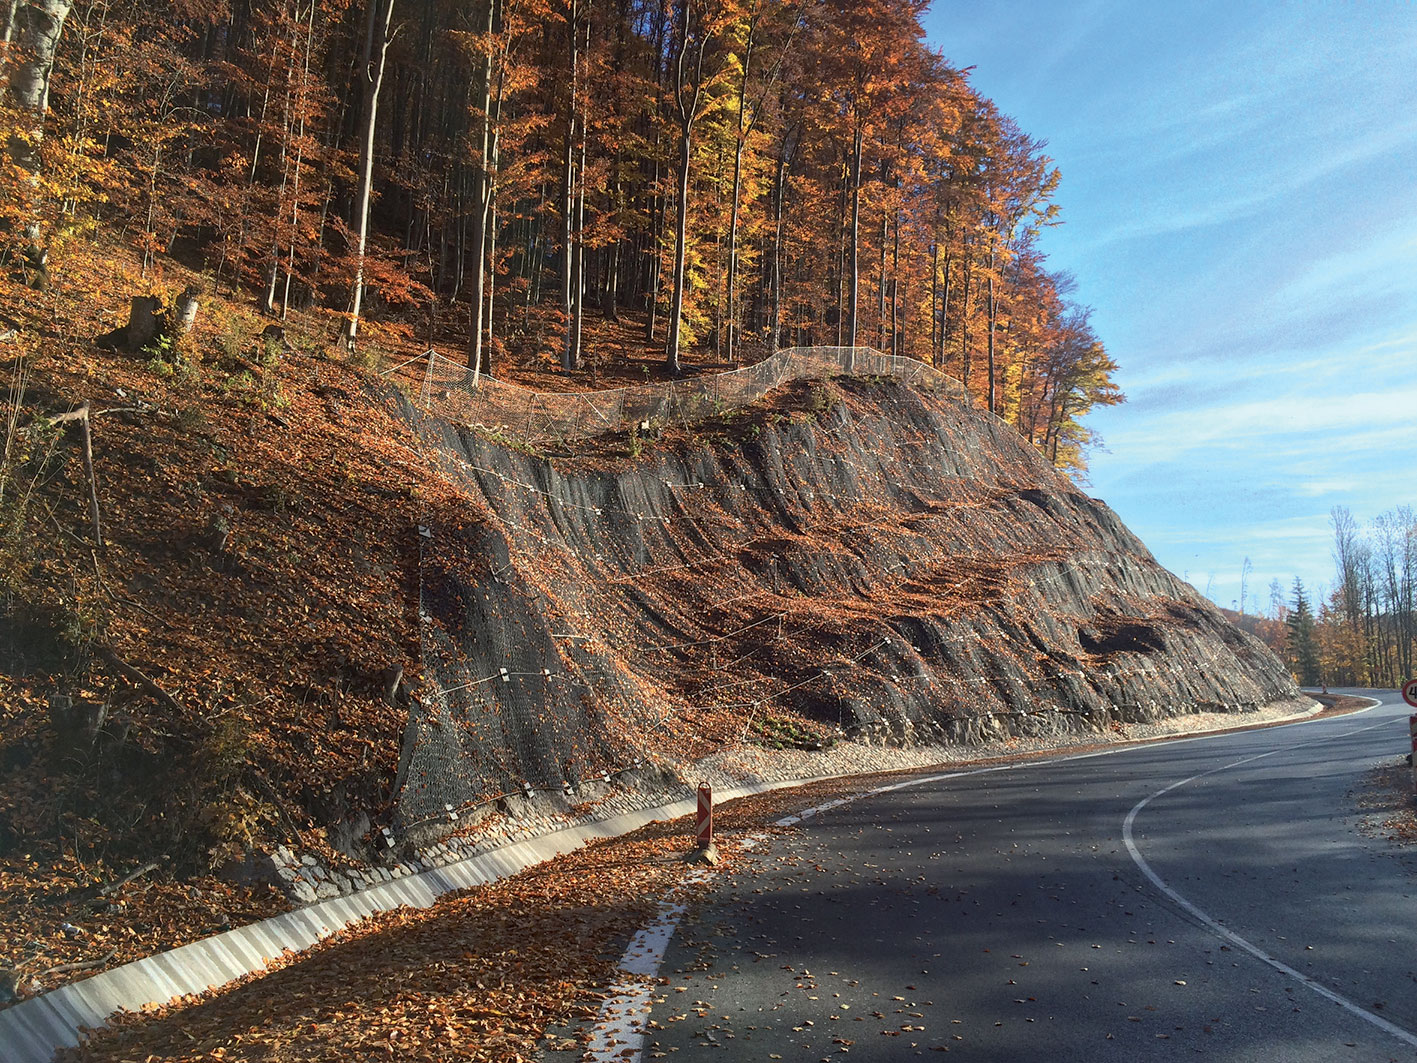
[395,376,1298,828]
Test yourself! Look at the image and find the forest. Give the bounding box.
[2,0,1121,472]
[1229,506,1417,690]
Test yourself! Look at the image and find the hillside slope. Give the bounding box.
[395,374,1298,829]
[0,311,1296,994]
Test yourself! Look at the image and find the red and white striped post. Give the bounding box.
[1410,714,1417,798]
[1404,679,1417,797]
[695,783,713,849]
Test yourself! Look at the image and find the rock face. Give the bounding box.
[392,378,1298,828]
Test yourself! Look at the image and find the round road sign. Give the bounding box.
[1402,677,1417,708]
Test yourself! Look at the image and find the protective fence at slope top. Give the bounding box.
[416,344,966,446]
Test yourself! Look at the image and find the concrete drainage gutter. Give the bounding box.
[0,773,828,1063]
[0,697,1331,1063]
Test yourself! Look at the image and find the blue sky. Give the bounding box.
[921,1,1417,613]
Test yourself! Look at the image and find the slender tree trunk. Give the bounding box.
[485,196,497,374]
[560,0,580,370]
[665,0,711,374]
[466,0,497,375]
[645,147,661,340]
[939,240,952,369]
[5,0,76,253]
[665,119,692,374]
[572,48,587,370]
[340,0,395,349]
[890,209,900,356]
[958,238,973,392]
[1,0,20,50]
[722,20,755,365]
[281,0,317,319]
[833,164,845,346]
[265,17,299,315]
[846,125,862,352]
[929,241,938,364]
[768,133,789,353]
[876,210,886,350]
[603,171,621,320]
[986,267,996,412]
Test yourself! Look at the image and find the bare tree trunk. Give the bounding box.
[1,0,20,50]
[958,238,972,392]
[665,120,692,374]
[929,241,938,364]
[77,400,101,547]
[173,284,201,334]
[833,160,845,346]
[339,0,395,350]
[5,0,76,251]
[846,125,862,353]
[876,210,886,350]
[985,252,997,413]
[484,196,497,375]
[939,238,952,369]
[572,65,587,368]
[890,209,899,357]
[722,16,754,365]
[665,0,712,375]
[768,132,789,353]
[466,0,498,376]
[282,0,316,319]
[644,148,661,341]
[560,0,580,371]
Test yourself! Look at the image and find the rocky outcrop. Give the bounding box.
[392,377,1298,829]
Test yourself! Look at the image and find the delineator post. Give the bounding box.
[696,783,713,849]
[1410,714,1417,798]
[1403,679,1417,797]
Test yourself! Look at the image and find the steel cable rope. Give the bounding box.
[425,492,1200,687]
[402,350,1269,834]
[406,603,1253,829]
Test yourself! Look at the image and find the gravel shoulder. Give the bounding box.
[49,692,1371,1062]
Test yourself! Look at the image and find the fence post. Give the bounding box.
[421,351,436,409]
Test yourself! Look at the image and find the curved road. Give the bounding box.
[611,692,1417,1062]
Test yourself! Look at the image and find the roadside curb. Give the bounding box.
[0,775,830,1063]
[0,694,1348,1063]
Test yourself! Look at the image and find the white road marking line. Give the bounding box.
[1122,715,1417,1051]
[584,897,694,1061]
[590,694,1392,1062]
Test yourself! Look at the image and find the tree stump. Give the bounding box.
[124,295,162,352]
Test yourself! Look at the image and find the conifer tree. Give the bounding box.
[1286,578,1321,686]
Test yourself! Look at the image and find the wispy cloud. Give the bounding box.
[926,3,1417,604]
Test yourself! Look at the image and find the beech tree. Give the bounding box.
[2,0,76,262]
[338,0,395,346]
[24,0,1122,472]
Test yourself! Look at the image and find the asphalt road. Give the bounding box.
[618,692,1417,1062]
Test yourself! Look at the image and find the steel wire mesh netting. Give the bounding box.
[393,347,971,830]
[417,346,965,447]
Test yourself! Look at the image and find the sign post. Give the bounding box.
[1411,715,1417,798]
[1402,680,1417,797]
